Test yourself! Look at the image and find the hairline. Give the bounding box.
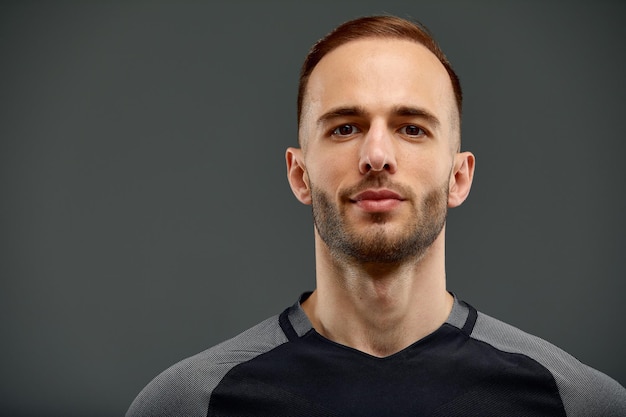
[298,35,461,150]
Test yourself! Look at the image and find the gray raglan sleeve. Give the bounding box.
[126,345,242,417]
[126,315,289,417]
[568,364,626,417]
[471,311,626,417]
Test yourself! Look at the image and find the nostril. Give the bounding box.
[384,163,390,170]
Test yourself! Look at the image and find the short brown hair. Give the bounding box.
[297,15,462,127]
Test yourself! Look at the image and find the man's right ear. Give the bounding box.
[285,147,312,205]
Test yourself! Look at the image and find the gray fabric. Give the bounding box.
[127,295,626,416]
[445,294,470,329]
[126,315,289,417]
[471,311,626,417]
[288,297,315,337]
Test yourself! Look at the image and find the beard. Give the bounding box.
[310,176,448,265]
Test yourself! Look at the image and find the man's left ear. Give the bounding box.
[448,152,475,208]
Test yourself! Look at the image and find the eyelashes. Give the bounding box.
[331,124,361,137]
[329,124,429,140]
[399,125,427,137]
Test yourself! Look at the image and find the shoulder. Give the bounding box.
[126,314,288,417]
[470,309,626,417]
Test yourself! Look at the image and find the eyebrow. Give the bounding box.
[392,105,441,129]
[316,105,441,129]
[316,106,368,127]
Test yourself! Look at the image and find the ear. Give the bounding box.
[286,147,312,205]
[448,151,475,208]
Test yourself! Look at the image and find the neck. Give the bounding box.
[302,229,453,358]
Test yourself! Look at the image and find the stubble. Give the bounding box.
[310,176,448,265]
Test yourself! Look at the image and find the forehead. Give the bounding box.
[302,38,457,131]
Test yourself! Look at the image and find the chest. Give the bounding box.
[208,327,566,417]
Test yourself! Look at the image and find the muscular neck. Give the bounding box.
[301,228,453,358]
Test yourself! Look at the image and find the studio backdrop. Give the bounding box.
[1,1,625,415]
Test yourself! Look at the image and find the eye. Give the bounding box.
[400,125,426,138]
[332,124,360,137]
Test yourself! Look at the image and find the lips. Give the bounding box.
[353,189,403,201]
[351,189,404,212]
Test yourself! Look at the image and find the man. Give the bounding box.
[127,15,626,416]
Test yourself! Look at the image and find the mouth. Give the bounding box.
[350,189,405,213]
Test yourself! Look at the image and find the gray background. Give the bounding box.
[1,1,625,415]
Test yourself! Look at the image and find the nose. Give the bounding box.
[358,124,397,175]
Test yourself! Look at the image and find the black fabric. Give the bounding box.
[208,320,566,416]
[127,296,626,417]
[461,302,477,336]
[278,307,298,342]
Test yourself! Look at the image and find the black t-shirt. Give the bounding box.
[127,294,626,416]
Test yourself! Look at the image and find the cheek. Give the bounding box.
[399,149,451,187]
[307,160,342,190]
[306,146,357,188]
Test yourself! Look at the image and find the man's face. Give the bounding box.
[296,38,460,264]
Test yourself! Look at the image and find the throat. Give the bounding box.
[304,287,454,358]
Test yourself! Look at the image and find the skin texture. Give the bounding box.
[286,38,475,357]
